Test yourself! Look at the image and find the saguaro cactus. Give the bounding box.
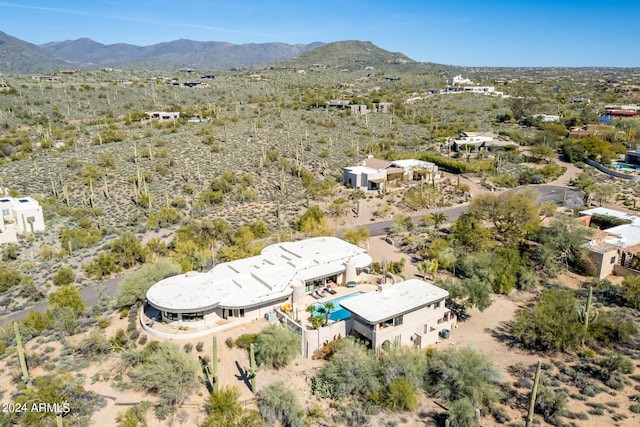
[14,323,32,389]
[249,343,257,392]
[211,336,218,393]
[577,286,598,345]
[526,360,542,427]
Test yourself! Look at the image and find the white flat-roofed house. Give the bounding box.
[0,196,45,244]
[342,165,388,191]
[390,159,440,183]
[144,237,373,336]
[341,279,455,351]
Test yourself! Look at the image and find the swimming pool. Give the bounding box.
[311,291,364,321]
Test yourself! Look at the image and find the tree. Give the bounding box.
[254,324,301,369]
[417,259,438,280]
[430,212,448,229]
[116,402,151,427]
[532,215,595,276]
[116,258,182,308]
[467,190,540,247]
[510,288,585,352]
[451,213,494,252]
[436,277,492,313]
[258,382,306,427]
[48,284,85,313]
[295,205,331,236]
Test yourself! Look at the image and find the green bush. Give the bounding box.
[255,324,300,369]
[258,382,306,427]
[128,341,199,406]
[52,265,75,287]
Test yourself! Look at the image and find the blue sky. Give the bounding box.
[0,0,638,67]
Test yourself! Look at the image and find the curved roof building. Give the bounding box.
[145,237,372,331]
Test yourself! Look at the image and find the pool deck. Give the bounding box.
[299,281,379,327]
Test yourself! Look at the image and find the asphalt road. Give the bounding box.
[364,184,584,237]
[0,184,583,328]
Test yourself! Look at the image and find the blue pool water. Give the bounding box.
[311,291,364,321]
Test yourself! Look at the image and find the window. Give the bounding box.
[610,256,616,264]
[182,312,204,322]
[164,311,179,321]
[1,209,8,216]
[423,324,429,334]
[434,301,441,309]
[27,216,35,224]
[393,315,403,327]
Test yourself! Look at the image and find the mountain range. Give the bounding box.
[0,30,415,73]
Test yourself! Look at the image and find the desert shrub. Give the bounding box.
[147,207,180,229]
[13,372,100,426]
[342,226,370,245]
[447,398,478,427]
[22,310,53,333]
[313,338,381,401]
[200,386,265,427]
[116,258,181,308]
[110,233,147,269]
[52,265,75,286]
[535,386,568,426]
[384,377,419,411]
[116,401,151,427]
[258,382,306,427]
[48,284,85,313]
[255,324,300,369]
[196,342,204,352]
[235,333,257,349]
[84,252,120,278]
[128,341,199,406]
[622,275,640,309]
[425,347,501,409]
[0,264,23,292]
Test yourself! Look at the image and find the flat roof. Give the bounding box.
[146,237,373,312]
[581,207,640,248]
[340,279,448,324]
[391,159,435,169]
[344,165,383,174]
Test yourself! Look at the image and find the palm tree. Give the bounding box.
[323,302,335,325]
[430,212,448,229]
[417,259,438,280]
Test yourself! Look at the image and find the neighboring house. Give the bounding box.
[447,75,473,85]
[342,166,388,191]
[625,146,640,167]
[326,101,394,115]
[342,156,439,190]
[580,207,640,279]
[145,111,180,121]
[390,159,440,182]
[451,132,516,152]
[144,237,372,335]
[533,114,561,122]
[568,124,615,139]
[340,279,455,351]
[0,196,45,244]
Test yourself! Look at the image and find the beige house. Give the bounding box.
[341,279,455,351]
[581,207,640,279]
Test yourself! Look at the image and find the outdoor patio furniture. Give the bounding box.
[346,282,357,288]
[325,286,337,295]
[311,291,321,299]
[317,289,326,298]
